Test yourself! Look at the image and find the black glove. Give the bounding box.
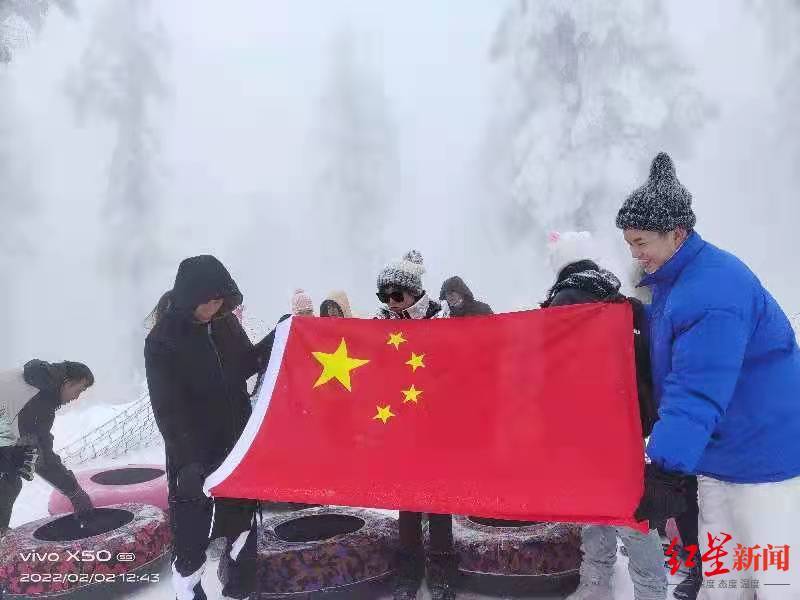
[635,463,689,524]
[175,463,206,500]
[66,486,94,517]
[0,445,38,481]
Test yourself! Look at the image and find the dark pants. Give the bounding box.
[0,473,22,532]
[676,475,699,548]
[398,511,454,554]
[395,511,455,594]
[168,470,257,600]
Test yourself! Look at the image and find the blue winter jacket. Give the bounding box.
[641,231,800,483]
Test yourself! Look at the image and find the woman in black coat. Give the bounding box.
[145,255,276,600]
[439,276,492,317]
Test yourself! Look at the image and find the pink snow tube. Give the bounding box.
[48,465,168,515]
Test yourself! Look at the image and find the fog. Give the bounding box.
[1,0,798,402]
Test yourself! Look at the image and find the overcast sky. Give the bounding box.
[3,0,798,397]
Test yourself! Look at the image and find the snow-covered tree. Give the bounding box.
[0,69,36,365]
[311,29,399,308]
[0,0,75,363]
[1,0,75,63]
[485,0,714,246]
[66,0,167,379]
[749,0,800,156]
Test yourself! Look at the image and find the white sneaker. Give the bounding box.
[565,580,613,600]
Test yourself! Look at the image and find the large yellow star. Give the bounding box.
[402,385,423,404]
[312,339,370,391]
[373,405,395,424]
[406,352,425,372]
[387,332,407,350]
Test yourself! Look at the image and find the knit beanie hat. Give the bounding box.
[547,231,597,276]
[291,289,314,315]
[377,250,426,296]
[616,152,696,233]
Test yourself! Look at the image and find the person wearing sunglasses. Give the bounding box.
[376,250,450,321]
[375,250,454,600]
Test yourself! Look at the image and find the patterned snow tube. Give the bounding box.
[219,506,397,597]
[0,503,171,598]
[260,501,322,512]
[452,517,582,596]
[48,465,168,515]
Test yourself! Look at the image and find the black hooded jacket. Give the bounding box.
[144,256,273,477]
[17,360,80,494]
[439,276,493,317]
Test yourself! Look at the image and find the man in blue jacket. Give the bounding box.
[617,152,800,598]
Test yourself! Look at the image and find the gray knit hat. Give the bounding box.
[377,250,426,295]
[616,152,696,233]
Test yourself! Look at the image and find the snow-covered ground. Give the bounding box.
[121,543,652,600]
[8,399,683,599]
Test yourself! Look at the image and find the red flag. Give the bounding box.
[205,303,646,530]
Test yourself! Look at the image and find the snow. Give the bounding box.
[6,403,687,598]
[119,549,646,599]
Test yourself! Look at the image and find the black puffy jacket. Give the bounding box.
[144,256,275,478]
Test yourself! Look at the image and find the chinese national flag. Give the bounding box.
[205,303,646,529]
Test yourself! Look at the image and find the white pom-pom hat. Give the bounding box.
[547,231,598,276]
[377,250,426,295]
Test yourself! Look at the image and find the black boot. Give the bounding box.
[673,564,702,600]
[426,552,457,600]
[393,550,424,600]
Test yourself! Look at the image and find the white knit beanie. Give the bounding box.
[291,289,314,315]
[547,231,598,276]
[377,250,426,295]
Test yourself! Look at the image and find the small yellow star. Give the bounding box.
[387,332,407,350]
[373,405,395,424]
[312,339,370,391]
[401,385,423,404]
[406,352,426,372]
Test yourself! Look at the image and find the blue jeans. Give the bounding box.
[579,525,667,600]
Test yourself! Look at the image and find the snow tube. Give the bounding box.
[261,501,322,512]
[48,465,168,515]
[451,517,582,596]
[218,506,397,596]
[0,503,171,598]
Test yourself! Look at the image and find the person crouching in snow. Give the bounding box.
[439,276,492,317]
[375,250,455,600]
[541,231,669,600]
[0,360,94,536]
[320,291,353,318]
[616,152,800,597]
[290,289,314,317]
[145,255,279,600]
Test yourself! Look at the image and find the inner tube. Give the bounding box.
[219,506,397,597]
[451,516,582,596]
[48,465,168,515]
[0,503,171,598]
